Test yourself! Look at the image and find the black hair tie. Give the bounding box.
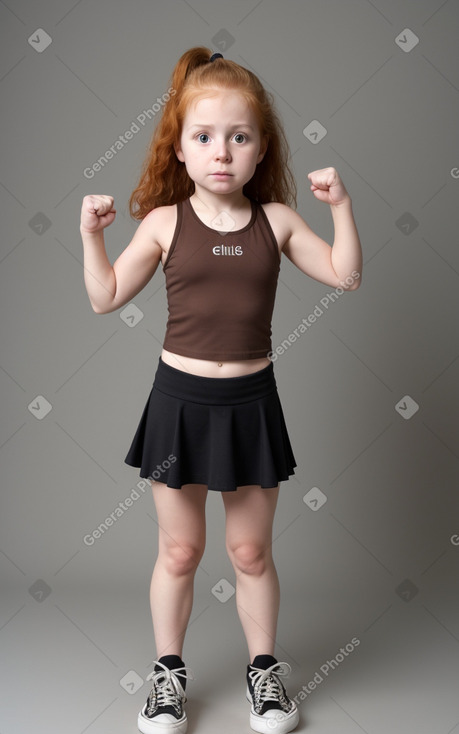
[209,52,223,62]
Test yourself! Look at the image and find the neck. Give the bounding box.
[190,185,250,215]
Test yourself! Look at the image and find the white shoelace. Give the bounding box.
[248,662,293,713]
[145,661,195,715]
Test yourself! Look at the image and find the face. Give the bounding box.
[175,90,267,195]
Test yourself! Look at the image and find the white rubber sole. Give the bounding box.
[137,704,187,734]
[246,686,299,734]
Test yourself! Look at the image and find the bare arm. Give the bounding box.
[80,195,163,314]
[282,167,362,290]
[80,226,117,313]
[330,197,362,288]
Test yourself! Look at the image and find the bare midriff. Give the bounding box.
[161,348,270,378]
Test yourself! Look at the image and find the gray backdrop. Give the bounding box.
[1,1,458,733]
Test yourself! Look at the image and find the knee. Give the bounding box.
[160,543,204,577]
[227,542,271,576]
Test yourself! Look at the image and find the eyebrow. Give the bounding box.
[187,123,255,131]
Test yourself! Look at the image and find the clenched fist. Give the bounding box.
[307,167,350,206]
[80,194,116,233]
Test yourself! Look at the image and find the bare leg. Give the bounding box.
[149,481,208,659]
[221,485,280,661]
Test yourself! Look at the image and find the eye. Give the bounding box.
[233,133,246,143]
[198,133,210,143]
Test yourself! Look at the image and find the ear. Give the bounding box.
[174,142,185,163]
[256,135,268,164]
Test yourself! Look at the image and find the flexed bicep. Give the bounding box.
[282,208,342,288]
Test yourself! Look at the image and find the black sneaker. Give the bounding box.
[138,657,194,733]
[246,655,299,734]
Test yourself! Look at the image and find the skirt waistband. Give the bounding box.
[153,357,276,405]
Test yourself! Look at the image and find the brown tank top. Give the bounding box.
[162,197,281,361]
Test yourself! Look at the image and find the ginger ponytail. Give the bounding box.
[129,47,296,220]
[169,46,212,97]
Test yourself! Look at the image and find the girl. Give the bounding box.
[80,47,362,734]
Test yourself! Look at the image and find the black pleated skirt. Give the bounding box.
[124,357,296,491]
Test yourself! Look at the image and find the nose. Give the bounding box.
[214,137,231,161]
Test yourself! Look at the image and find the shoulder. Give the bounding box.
[140,203,179,253]
[259,202,298,251]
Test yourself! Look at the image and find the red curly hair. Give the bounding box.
[129,47,297,220]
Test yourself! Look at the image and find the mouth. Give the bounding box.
[212,172,232,177]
